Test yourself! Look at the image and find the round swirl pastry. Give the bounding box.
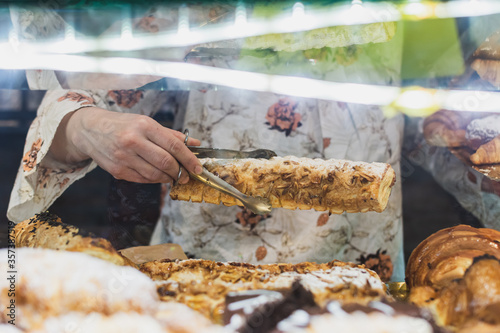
[406,225,500,289]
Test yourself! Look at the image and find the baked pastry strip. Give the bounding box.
[13,212,126,266]
[170,156,396,214]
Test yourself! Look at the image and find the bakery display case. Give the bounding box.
[1,1,500,333]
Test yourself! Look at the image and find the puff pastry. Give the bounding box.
[170,156,396,214]
[406,224,500,289]
[13,212,126,266]
[423,110,477,147]
[406,225,500,331]
[141,258,386,324]
[470,135,500,165]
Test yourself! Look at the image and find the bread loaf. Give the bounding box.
[170,156,396,214]
[13,212,126,266]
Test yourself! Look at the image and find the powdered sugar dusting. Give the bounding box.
[0,248,159,315]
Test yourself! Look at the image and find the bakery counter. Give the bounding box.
[2,212,500,333]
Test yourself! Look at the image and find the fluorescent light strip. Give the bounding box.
[1,50,500,113]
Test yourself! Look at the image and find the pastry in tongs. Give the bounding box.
[171,147,396,214]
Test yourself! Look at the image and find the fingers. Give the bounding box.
[147,126,203,176]
[135,140,192,184]
[169,128,201,147]
[92,147,175,184]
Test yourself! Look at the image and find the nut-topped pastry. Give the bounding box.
[141,258,386,324]
[170,156,396,214]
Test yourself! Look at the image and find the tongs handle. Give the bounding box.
[183,129,272,215]
[188,169,272,215]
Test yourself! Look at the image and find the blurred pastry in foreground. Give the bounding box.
[0,248,159,330]
[224,284,448,333]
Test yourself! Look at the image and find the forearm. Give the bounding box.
[48,107,97,165]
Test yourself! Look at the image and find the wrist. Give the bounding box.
[67,106,104,162]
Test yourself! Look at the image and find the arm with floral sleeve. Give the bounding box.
[7,90,100,222]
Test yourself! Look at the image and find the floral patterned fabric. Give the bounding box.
[151,87,405,282]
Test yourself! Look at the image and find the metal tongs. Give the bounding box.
[183,130,274,215]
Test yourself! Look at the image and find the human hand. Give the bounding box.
[51,107,202,184]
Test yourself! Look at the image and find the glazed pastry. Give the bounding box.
[170,156,396,214]
[405,224,500,289]
[465,115,500,150]
[470,135,500,165]
[13,212,126,266]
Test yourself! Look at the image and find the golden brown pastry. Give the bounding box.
[423,110,477,147]
[408,256,500,329]
[0,248,159,330]
[471,30,500,87]
[471,59,500,87]
[458,321,500,333]
[13,212,125,266]
[406,224,500,289]
[141,259,386,323]
[170,156,396,214]
[470,135,500,165]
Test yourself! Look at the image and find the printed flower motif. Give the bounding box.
[255,246,267,261]
[37,167,51,189]
[265,98,302,136]
[235,208,271,230]
[335,45,361,66]
[323,138,331,150]
[481,176,500,197]
[57,92,95,105]
[108,90,144,108]
[134,16,160,33]
[303,47,330,62]
[316,213,329,227]
[357,249,393,282]
[22,138,43,172]
[59,177,70,189]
